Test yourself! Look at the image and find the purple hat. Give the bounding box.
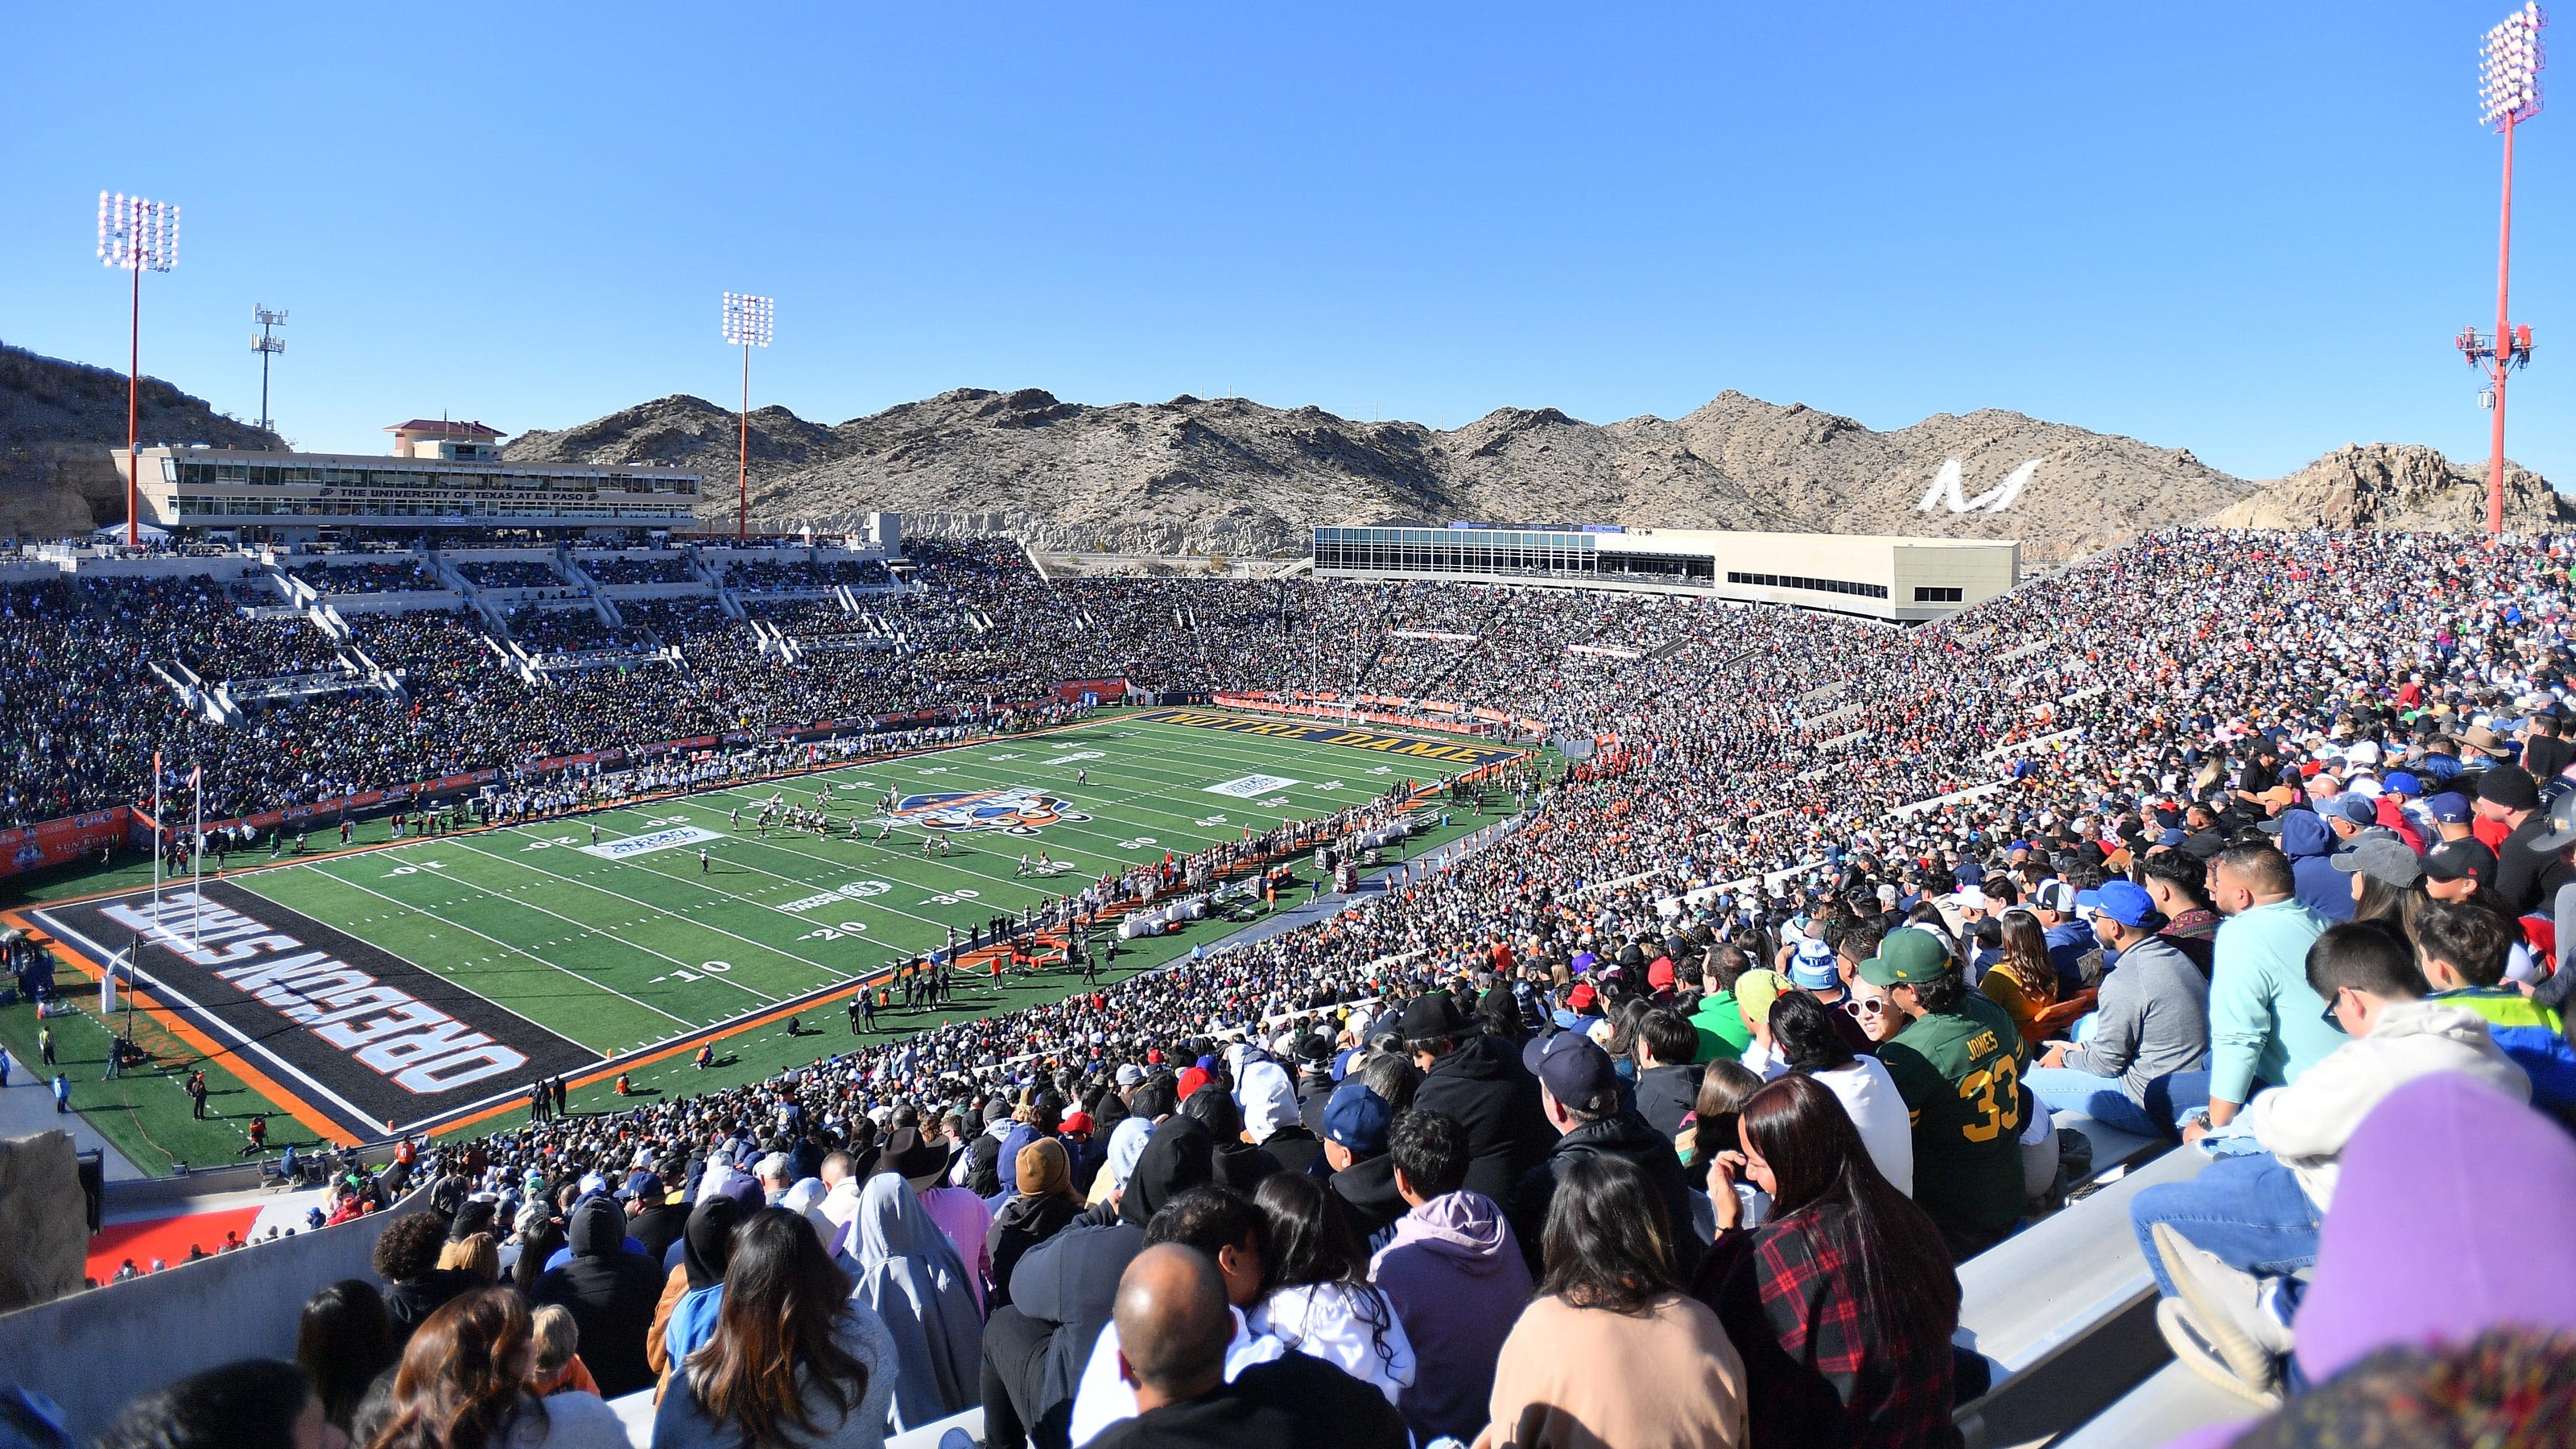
[2291,1075,2576,1384]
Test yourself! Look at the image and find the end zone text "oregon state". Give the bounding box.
[100,890,529,1094]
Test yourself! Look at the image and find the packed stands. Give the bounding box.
[15,527,2576,1448]
[291,559,440,594]
[577,554,699,586]
[457,557,566,590]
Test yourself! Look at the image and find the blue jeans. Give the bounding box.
[2025,1067,2163,1138]
[2128,1151,2322,1297]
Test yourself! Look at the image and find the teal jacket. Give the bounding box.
[2208,898,2339,1104]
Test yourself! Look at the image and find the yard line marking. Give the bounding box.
[440,834,836,997]
[286,850,747,1021]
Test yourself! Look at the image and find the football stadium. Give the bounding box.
[4,6,2573,1449]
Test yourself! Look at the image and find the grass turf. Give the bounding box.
[2,710,1525,1172]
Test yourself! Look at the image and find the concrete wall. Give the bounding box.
[0,1186,429,1442]
[0,1132,85,1312]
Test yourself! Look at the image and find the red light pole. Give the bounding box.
[98,192,179,548]
[721,292,774,542]
[2462,4,2545,538]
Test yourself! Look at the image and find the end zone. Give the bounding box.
[33,881,598,1139]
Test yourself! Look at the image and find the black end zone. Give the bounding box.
[37,880,597,1137]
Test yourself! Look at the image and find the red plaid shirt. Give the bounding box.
[1702,1212,1962,1449]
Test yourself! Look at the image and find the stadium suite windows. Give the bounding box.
[1724,570,1889,601]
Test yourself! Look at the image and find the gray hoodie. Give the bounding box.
[2062,932,2211,1105]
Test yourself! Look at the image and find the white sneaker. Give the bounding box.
[2152,1223,2293,1393]
[2155,1298,2284,1408]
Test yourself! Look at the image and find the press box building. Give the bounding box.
[117,419,701,540]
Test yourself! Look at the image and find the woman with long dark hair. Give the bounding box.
[370,1288,628,1449]
[653,1208,896,1449]
[1247,1172,1416,1406]
[1480,1154,1744,1448]
[1983,911,2091,1046]
[1697,1073,1963,1449]
[297,1279,397,1435]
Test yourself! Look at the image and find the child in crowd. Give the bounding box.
[530,1303,602,1397]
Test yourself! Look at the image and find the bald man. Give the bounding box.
[1091,1245,1406,1449]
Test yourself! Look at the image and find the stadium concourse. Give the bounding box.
[9,526,2576,1449]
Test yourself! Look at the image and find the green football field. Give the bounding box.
[6,709,1527,1168]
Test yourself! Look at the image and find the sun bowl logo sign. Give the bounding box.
[893,786,1091,836]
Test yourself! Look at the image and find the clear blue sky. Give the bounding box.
[2,2,2563,485]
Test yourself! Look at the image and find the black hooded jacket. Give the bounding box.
[531,1196,666,1397]
[382,1268,483,1346]
[1327,1151,1409,1252]
[1507,1108,1704,1281]
[1410,1034,1554,1204]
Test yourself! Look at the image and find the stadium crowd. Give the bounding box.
[27,525,2576,1447]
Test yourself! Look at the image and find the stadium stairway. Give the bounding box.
[1951,1121,2208,1449]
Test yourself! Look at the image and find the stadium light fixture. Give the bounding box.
[98,192,180,548]
[2460,3,2545,536]
[251,306,288,435]
[722,291,775,543]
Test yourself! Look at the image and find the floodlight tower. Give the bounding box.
[2460,2,2546,537]
[721,291,775,542]
[98,192,180,547]
[251,306,288,434]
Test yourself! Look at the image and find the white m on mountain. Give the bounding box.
[1917,458,2041,514]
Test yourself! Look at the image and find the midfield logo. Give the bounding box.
[892,786,1091,836]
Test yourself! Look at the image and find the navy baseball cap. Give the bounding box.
[2429,791,2474,824]
[1521,1031,1621,1116]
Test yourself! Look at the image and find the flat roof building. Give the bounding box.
[1311,522,2018,623]
[118,421,700,539]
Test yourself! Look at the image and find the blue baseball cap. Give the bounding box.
[2384,770,2423,796]
[2085,878,2162,928]
[2329,795,2378,826]
[2429,792,2473,824]
[2155,828,2189,848]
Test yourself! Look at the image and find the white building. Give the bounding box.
[118,419,700,541]
[1311,522,2019,623]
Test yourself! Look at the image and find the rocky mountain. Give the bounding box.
[0,341,280,539]
[2206,442,2561,534]
[510,387,2285,560]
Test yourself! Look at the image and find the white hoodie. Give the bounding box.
[1246,1279,1418,1406]
[2249,998,2529,1211]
